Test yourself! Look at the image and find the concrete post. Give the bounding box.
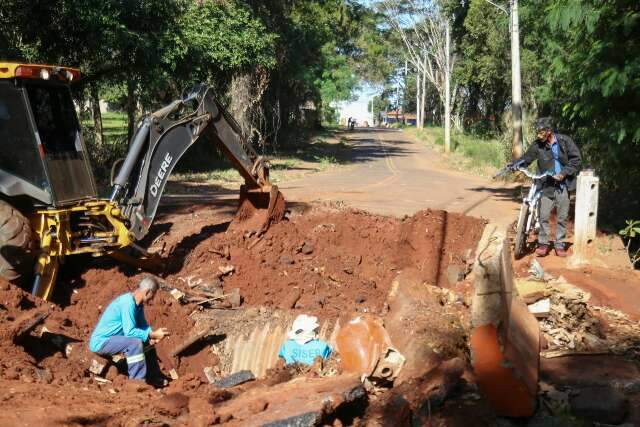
[571,170,599,265]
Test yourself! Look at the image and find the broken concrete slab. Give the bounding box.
[213,370,255,388]
[212,374,365,426]
[528,298,550,318]
[470,224,540,417]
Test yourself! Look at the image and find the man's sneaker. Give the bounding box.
[555,243,568,257]
[536,244,550,257]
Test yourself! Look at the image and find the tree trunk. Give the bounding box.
[416,70,422,129]
[90,83,103,147]
[126,78,136,144]
[510,0,523,159]
[420,57,427,130]
[444,21,451,153]
[229,73,253,137]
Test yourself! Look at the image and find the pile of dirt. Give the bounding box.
[166,208,485,318]
[0,206,486,425]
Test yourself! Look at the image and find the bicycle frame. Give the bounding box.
[496,166,553,258]
[522,179,543,235]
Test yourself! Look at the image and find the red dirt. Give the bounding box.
[0,206,485,425]
[169,208,485,319]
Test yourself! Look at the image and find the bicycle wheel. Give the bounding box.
[514,203,530,259]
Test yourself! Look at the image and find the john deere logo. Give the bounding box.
[150,152,173,197]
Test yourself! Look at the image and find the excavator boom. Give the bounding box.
[111,84,285,240]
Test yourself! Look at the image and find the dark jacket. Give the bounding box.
[519,133,581,196]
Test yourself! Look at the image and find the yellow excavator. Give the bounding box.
[0,63,285,300]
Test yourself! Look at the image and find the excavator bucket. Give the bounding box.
[234,185,286,235]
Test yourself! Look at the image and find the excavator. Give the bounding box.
[0,62,285,300]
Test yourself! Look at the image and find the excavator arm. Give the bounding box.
[110,84,284,240]
[30,83,285,300]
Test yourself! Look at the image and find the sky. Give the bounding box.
[337,82,380,125]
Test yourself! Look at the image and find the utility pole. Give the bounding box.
[444,20,451,153]
[510,0,523,158]
[484,0,524,159]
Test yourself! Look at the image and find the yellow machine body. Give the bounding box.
[30,201,133,299]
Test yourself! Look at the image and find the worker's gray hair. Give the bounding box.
[138,276,158,292]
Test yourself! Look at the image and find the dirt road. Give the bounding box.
[279,128,519,227]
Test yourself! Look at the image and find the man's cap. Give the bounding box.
[535,117,554,131]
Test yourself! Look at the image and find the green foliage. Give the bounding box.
[455,0,510,127]
[408,126,506,175]
[620,220,640,267]
[178,1,276,74]
[621,220,640,239]
[317,43,359,123]
[540,0,640,193]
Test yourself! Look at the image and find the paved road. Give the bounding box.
[279,128,520,227]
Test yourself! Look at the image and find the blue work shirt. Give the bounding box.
[278,339,332,365]
[550,134,566,189]
[89,293,152,352]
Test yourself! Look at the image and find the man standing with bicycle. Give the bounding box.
[509,117,581,257]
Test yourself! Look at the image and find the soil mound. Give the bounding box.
[169,208,484,318]
[0,207,486,425]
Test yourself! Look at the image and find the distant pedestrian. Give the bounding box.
[89,277,170,381]
[508,117,582,257]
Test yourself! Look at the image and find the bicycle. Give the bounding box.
[494,166,553,259]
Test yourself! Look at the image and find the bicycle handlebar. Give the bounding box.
[493,166,553,180]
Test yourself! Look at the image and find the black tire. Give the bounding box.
[514,203,529,259]
[0,200,34,281]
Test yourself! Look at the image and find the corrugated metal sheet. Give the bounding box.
[222,317,341,378]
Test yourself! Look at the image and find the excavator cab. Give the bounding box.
[0,62,285,300]
[0,63,96,208]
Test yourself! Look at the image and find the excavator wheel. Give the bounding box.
[0,200,35,282]
[235,185,286,235]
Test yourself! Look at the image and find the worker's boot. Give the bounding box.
[555,243,568,257]
[535,243,550,257]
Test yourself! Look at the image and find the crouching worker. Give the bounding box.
[278,314,331,365]
[89,277,169,380]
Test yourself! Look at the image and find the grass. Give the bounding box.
[170,156,304,184]
[83,110,349,186]
[101,112,128,140]
[82,111,128,143]
[406,126,507,176]
[313,155,339,171]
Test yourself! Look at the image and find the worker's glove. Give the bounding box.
[552,173,565,181]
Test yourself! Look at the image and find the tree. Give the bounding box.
[455,0,510,131]
[377,0,456,151]
[541,0,640,194]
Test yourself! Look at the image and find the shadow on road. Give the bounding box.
[278,128,415,167]
[467,185,524,204]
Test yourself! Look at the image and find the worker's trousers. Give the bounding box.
[96,336,146,380]
[538,186,570,246]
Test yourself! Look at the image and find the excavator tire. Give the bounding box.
[0,200,34,282]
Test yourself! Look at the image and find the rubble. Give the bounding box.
[0,207,500,425]
[569,386,628,425]
[213,370,256,388]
